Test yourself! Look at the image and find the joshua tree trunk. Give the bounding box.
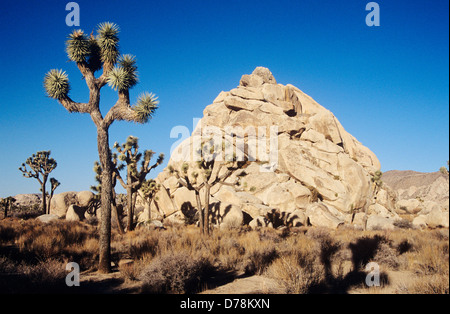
[111,188,124,235]
[204,184,211,235]
[41,180,47,215]
[194,189,204,233]
[127,185,134,231]
[97,126,113,273]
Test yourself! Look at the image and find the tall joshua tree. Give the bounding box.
[18,151,58,214]
[44,23,159,273]
[113,135,164,231]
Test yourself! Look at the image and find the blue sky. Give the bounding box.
[0,0,448,197]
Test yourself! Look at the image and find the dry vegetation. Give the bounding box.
[0,217,448,294]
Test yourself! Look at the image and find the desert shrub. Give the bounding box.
[306,227,331,241]
[414,241,449,276]
[0,259,68,293]
[393,219,413,229]
[267,249,324,294]
[403,273,449,294]
[243,245,278,275]
[373,241,400,270]
[0,224,16,243]
[0,256,16,273]
[139,251,213,294]
[128,235,159,260]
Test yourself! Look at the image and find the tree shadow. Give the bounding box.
[308,235,390,294]
[180,201,197,225]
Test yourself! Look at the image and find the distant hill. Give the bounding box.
[383,170,449,210]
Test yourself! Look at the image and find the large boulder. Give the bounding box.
[36,214,60,224]
[65,205,86,222]
[49,191,95,218]
[425,208,449,228]
[50,192,77,217]
[76,191,94,207]
[366,215,396,231]
[306,203,344,229]
[151,67,394,230]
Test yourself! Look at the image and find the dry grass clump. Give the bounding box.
[139,251,213,294]
[266,236,324,294]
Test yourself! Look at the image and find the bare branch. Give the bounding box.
[59,96,92,114]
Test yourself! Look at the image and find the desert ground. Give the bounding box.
[0,214,448,294]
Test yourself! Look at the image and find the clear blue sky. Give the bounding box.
[0,0,448,197]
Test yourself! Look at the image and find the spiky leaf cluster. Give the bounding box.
[107,54,138,91]
[371,170,383,187]
[97,22,120,66]
[44,69,70,100]
[133,92,159,123]
[141,179,161,202]
[66,30,90,62]
[19,151,57,177]
[50,178,61,190]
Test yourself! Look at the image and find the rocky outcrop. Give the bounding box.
[146,67,398,230]
[13,194,41,208]
[49,191,95,218]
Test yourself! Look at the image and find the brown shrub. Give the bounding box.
[139,251,213,294]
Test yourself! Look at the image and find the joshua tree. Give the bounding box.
[0,197,16,219]
[169,139,247,235]
[371,170,383,193]
[44,23,158,272]
[439,161,449,175]
[47,178,60,213]
[113,135,164,231]
[18,151,58,214]
[140,179,162,221]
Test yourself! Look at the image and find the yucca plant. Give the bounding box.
[169,138,247,235]
[113,135,164,231]
[140,178,161,221]
[18,151,58,214]
[0,197,16,219]
[43,22,159,273]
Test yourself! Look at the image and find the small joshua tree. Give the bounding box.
[113,136,164,231]
[18,151,58,214]
[169,139,247,235]
[439,161,449,175]
[371,170,383,191]
[140,179,161,221]
[44,23,159,272]
[0,197,16,219]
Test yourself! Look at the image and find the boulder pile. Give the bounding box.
[148,67,401,230]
